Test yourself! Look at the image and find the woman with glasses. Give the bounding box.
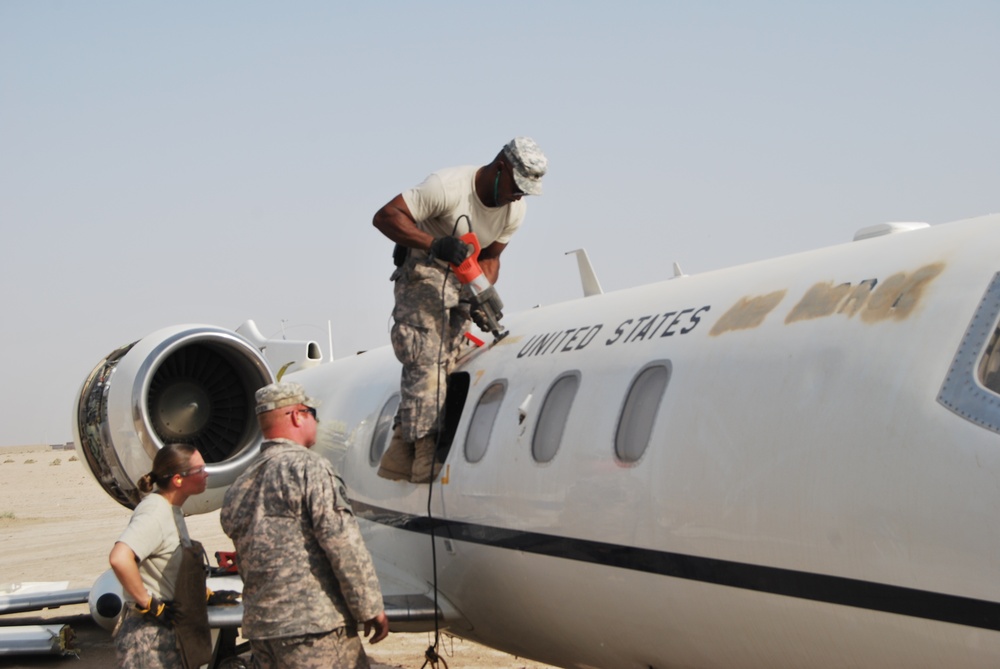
[108,442,211,668]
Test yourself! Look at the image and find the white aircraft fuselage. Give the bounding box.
[73,214,1000,668]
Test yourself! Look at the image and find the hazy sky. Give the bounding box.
[2,1,998,447]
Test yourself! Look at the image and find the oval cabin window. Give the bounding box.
[532,373,580,464]
[465,382,506,463]
[615,363,671,464]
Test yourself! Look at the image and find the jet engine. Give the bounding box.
[73,325,275,515]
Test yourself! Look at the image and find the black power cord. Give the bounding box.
[421,213,471,667]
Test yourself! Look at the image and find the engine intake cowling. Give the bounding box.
[73,325,274,515]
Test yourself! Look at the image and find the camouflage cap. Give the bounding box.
[502,137,547,196]
[254,381,319,415]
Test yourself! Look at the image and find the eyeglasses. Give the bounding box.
[285,406,318,421]
[178,466,206,478]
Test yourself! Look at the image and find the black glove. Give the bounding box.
[207,589,241,606]
[469,286,504,333]
[470,305,493,333]
[429,236,470,265]
[136,596,176,624]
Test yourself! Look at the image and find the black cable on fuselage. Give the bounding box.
[422,213,471,666]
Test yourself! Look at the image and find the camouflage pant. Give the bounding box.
[391,257,469,442]
[114,608,182,668]
[250,626,369,669]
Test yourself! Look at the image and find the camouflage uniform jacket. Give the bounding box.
[220,439,383,640]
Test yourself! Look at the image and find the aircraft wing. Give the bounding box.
[368,554,445,632]
[0,583,89,615]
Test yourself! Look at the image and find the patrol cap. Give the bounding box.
[254,381,319,415]
[502,137,547,196]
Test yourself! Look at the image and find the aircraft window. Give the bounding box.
[615,362,671,464]
[369,394,400,467]
[532,372,580,463]
[979,326,1000,394]
[465,382,506,463]
[938,272,1000,434]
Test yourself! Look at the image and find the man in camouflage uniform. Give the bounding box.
[221,381,389,669]
[373,137,548,483]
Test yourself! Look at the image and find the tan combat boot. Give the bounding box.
[377,425,413,481]
[410,435,442,483]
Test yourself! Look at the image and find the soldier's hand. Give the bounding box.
[206,589,241,606]
[364,610,390,644]
[468,286,504,333]
[136,596,176,624]
[470,306,492,333]
[429,236,470,266]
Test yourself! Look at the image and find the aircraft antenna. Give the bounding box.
[327,320,334,363]
[565,248,603,296]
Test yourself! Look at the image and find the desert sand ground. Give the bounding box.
[0,445,557,669]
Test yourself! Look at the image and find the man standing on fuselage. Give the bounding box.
[373,137,547,483]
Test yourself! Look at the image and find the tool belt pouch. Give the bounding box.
[390,243,408,281]
[173,538,213,669]
[392,243,408,267]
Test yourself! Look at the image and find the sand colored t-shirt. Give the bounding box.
[116,493,189,602]
[402,165,525,252]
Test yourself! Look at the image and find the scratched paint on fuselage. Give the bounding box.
[709,291,787,336]
[785,280,878,323]
[859,263,945,323]
[785,262,945,325]
[710,262,946,335]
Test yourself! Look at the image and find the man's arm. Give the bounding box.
[374,193,472,266]
[478,240,507,285]
[309,468,387,632]
[373,194,433,252]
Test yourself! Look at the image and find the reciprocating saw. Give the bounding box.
[451,232,508,342]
